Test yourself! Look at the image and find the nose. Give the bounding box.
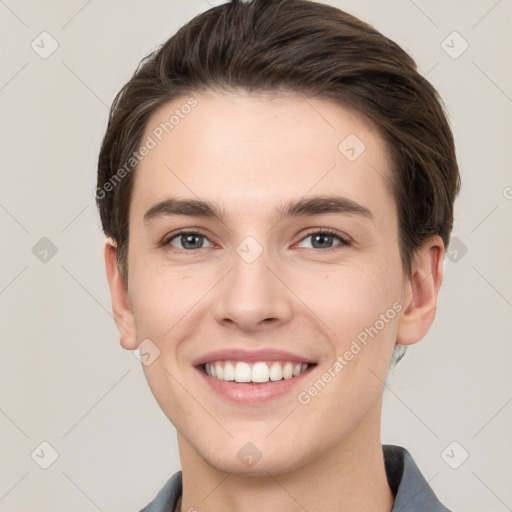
[212,247,293,333]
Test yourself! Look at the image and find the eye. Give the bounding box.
[296,229,350,250]
[164,230,214,251]
[161,229,350,253]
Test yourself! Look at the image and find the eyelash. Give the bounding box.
[161,228,351,254]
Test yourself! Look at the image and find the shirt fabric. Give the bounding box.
[140,444,450,512]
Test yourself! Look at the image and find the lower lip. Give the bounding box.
[197,366,314,403]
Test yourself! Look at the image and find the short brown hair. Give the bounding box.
[97,0,460,287]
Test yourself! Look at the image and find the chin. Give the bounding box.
[198,441,309,477]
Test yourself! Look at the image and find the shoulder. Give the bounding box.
[139,471,182,512]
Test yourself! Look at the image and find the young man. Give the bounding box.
[96,0,460,510]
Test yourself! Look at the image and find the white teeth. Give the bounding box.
[282,362,293,379]
[269,362,283,381]
[251,362,270,383]
[204,360,310,383]
[223,361,235,381]
[234,362,252,383]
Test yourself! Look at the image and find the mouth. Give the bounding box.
[193,349,318,403]
[202,360,312,383]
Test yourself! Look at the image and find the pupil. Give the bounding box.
[313,234,332,248]
[183,234,201,249]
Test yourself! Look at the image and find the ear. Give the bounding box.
[104,238,138,350]
[396,235,444,346]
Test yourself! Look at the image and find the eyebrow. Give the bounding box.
[143,195,374,226]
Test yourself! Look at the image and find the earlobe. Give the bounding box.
[104,238,138,350]
[396,235,444,346]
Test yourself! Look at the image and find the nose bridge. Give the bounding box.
[213,237,292,330]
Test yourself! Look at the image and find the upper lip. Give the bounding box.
[192,348,317,367]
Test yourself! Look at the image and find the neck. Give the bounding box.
[177,408,394,512]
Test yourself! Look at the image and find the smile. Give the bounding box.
[204,360,310,383]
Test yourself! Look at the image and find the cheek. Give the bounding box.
[293,265,402,418]
[298,262,401,342]
[130,266,197,334]
[129,269,205,423]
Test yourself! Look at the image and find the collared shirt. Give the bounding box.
[140,444,451,511]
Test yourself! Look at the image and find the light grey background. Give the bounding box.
[1,0,511,510]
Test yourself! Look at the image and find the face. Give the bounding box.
[120,91,412,475]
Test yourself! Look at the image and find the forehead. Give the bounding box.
[131,91,395,224]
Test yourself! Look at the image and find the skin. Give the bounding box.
[104,91,444,512]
